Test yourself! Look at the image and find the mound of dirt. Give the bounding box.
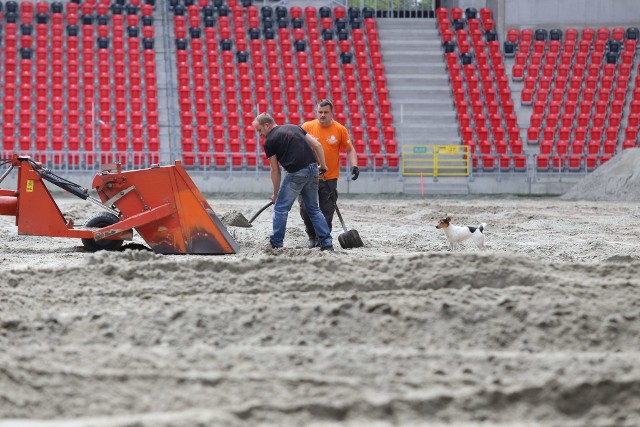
[219,210,252,228]
[562,148,640,201]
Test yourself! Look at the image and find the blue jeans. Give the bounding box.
[271,164,332,248]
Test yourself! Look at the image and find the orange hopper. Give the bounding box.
[0,155,239,254]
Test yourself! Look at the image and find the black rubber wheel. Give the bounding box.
[81,212,124,252]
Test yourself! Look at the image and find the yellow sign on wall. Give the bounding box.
[439,145,460,155]
[402,145,469,177]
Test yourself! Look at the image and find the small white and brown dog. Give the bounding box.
[436,216,487,251]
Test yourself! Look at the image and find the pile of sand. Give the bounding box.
[220,201,273,228]
[219,210,252,228]
[562,148,640,201]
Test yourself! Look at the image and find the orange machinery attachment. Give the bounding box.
[0,155,239,254]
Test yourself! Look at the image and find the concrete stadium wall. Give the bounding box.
[1,170,580,197]
[0,172,405,197]
[439,0,640,42]
[501,0,640,28]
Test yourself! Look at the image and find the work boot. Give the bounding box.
[268,239,282,250]
[307,237,318,249]
[320,245,334,252]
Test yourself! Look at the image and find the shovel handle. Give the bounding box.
[249,201,274,223]
[321,173,349,233]
[333,201,349,234]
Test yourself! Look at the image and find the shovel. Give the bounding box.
[221,201,273,228]
[333,199,364,249]
[249,201,274,224]
[322,175,363,249]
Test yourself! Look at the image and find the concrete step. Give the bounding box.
[387,73,450,84]
[383,51,445,61]
[397,122,457,131]
[397,127,458,135]
[398,122,457,131]
[388,85,452,96]
[390,90,453,102]
[379,18,438,30]
[397,130,459,140]
[391,96,454,105]
[393,111,456,122]
[391,109,454,119]
[381,38,442,48]
[385,62,447,74]
[397,131,459,140]
[395,105,456,114]
[392,113,456,124]
[398,123,458,131]
[402,121,458,130]
[388,83,451,92]
[386,73,448,81]
[398,137,461,145]
[395,109,457,119]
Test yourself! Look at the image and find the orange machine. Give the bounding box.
[0,155,239,254]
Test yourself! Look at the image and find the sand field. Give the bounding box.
[1,183,640,426]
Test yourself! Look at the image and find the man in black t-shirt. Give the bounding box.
[253,113,334,251]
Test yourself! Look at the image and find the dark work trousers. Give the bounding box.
[299,178,338,239]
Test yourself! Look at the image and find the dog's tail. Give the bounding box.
[478,223,487,234]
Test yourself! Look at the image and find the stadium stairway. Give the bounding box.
[379,18,468,194]
[379,18,459,147]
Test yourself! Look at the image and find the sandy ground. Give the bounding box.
[1,192,640,426]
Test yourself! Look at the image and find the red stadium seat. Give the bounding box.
[603,139,617,155]
[590,126,603,142]
[527,127,540,144]
[481,155,495,171]
[571,140,584,154]
[584,155,598,171]
[536,155,550,171]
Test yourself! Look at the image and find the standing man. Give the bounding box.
[252,112,334,251]
[299,99,359,248]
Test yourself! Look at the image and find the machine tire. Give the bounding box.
[81,212,124,252]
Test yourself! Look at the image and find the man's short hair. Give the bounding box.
[317,99,334,111]
[254,112,275,125]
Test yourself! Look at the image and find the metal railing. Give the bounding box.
[257,0,435,18]
[0,151,602,187]
[0,150,402,179]
[402,144,470,177]
[469,153,594,182]
[346,0,435,18]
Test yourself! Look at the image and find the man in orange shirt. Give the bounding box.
[299,99,359,248]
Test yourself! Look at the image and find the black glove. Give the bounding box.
[351,166,360,181]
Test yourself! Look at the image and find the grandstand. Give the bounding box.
[0,0,639,195]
